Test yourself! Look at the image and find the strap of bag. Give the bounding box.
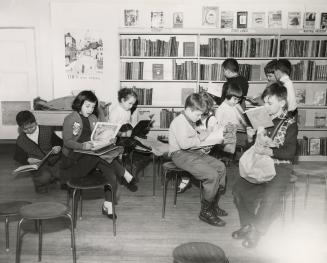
[270,118,287,139]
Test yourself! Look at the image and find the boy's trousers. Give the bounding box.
[171,149,226,202]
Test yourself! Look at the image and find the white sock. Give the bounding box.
[104,201,112,214]
[124,170,133,183]
[180,177,190,186]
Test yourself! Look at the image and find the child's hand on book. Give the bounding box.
[27,157,42,164]
[83,141,94,150]
[198,130,210,141]
[51,146,61,154]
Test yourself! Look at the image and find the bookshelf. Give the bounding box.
[119,29,327,161]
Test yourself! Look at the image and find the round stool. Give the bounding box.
[0,201,31,252]
[173,242,228,263]
[161,162,202,219]
[67,172,116,236]
[15,202,76,263]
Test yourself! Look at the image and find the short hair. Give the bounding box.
[261,81,288,109]
[275,59,292,76]
[16,110,36,127]
[72,90,98,116]
[222,58,239,73]
[264,59,278,75]
[198,91,215,116]
[223,82,243,100]
[184,93,207,112]
[118,87,138,102]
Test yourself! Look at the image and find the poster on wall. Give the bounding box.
[268,11,282,28]
[124,9,139,27]
[304,12,316,29]
[288,12,302,29]
[320,13,327,30]
[221,11,234,29]
[202,6,219,27]
[64,29,103,80]
[252,12,266,28]
[151,11,164,29]
[173,12,183,28]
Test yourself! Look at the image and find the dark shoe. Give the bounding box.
[125,177,138,192]
[212,206,228,217]
[242,226,261,248]
[232,224,252,240]
[199,200,226,227]
[102,205,117,220]
[177,179,192,194]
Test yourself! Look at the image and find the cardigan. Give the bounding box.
[62,111,98,156]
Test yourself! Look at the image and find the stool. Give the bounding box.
[162,162,202,218]
[293,162,327,222]
[67,173,116,236]
[281,174,297,224]
[173,242,228,263]
[0,201,31,252]
[15,202,75,263]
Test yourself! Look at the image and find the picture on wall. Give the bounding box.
[288,12,301,29]
[124,9,139,27]
[268,11,282,28]
[252,12,265,28]
[237,11,248,29]
[173,12,183,28]
[320,13,327,29]
[304,12,316,29]
[151,11,164,29]
[202,6,219,27]
[221,11,233,29]
[64,29,103,80]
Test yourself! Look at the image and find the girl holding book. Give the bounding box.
[62,90,137,219]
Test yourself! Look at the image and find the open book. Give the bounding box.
[13,148,54,175]
[75,122,121,154]
[243,106,274,130]
[191,128,224,149]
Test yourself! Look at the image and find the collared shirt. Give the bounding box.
[26,125,39,144]
[280,75,297,112]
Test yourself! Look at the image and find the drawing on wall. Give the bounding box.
[124,9,139,26]
[151,11,164,29]
[221,11,234,29]
[252,12,265,28]
[64,29,103,80]
[268,11,282,28]
[1,101,31,125]
[202,6,219,27]
[288,12,301,29]
[173,12,183,28]
[304,12,316,29]
[320,13,327,29]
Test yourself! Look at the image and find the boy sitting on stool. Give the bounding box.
[169,93,227,227]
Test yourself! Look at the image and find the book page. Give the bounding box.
[194,128,224,148]
[13,164,38,174]
[245,106,274,130]
[91,122,121,144]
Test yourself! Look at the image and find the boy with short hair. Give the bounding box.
[274,59,297,114]
[221,58,249,109]
[264,59,278,84]
[169,93,227,227]
[15,110,62,193]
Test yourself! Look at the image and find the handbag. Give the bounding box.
[239,119,286,184]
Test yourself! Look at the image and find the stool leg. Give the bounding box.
[15,218,24,263]
[111,185,116,236]
[5,216,9,252]
[66,213,76,263]
[38,220,42,262]
[72,189,78,228]
[79,190,83,220]
[173,173,178,207]
[152,154,156,197]
[304,174,310,209]
[162,170,169,218]
[292,183,296,221]
[66,188,71,207]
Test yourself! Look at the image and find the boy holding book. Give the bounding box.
[14,110,62,193]
[169,93,227,227]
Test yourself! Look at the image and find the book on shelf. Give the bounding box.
[268,11,282,28]
[202,6,219,27]
[320,13,327,30]
[181,88,194,105]
[252,12,265,28]
[183,42,195,57]
[237,11,248,29]
[297,109,307,128]
[221,11,234,29]
[304,12,316,30]
[243,106,274,130]
[309,138,321,155]
[124,9,139,27]
[173,12,183,28]
[287,12,301,29]
[312,90,326,106]
[152,64,164,80]
[13,148,55,175]
[314,112,327,128]
[295,87,306,105]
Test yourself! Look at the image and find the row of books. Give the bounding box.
[291,61,327,81]
[159,109,181,128]
[131,87,153,105]
[121,62,144,80]
[279,39,327,57]
[199,38,278,57]
[298,109,327,128]
[297,137,327,156]
[120,37,179,56]
[172,60,198,80]
[200,63,264,81]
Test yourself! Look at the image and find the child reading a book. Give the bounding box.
[274,59,297,115]
[221,58,249,110]
[62,90,138,219]
[14,110,62,194]
[169,93,227,227]
[232,82,298,248]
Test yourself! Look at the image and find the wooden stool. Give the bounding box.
[67,173,116,236]
[0,201,31,252]
[173,242,228,263]
[15,202,76,263]
[162,162,202,218]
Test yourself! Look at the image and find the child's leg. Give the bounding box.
[31,168,53,193]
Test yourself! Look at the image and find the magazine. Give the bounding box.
[13,148,55,175]
[244,106,274,130]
